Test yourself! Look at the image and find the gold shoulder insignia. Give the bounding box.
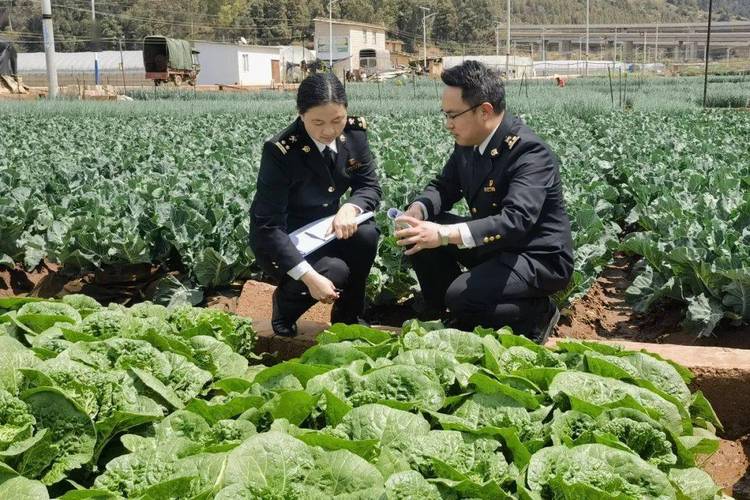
[274,141,288,155]
[504,135,519,150]
[345,115,367,131]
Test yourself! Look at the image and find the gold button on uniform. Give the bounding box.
[483,237,490,243]
[328,186,335,193]
[471,208,477,214]
[323,203,329,207]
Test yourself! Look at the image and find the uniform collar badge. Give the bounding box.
[302,145,311,153]
[504,135,519,150]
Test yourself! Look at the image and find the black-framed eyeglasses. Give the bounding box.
[441,103,481,121]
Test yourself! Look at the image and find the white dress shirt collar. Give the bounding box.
[312,137,338,154]
[476,120,502,156]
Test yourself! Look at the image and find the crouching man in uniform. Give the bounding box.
[395,60,573,344]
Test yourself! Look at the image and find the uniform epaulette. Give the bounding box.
[345,115,367,131]
[272,133,300,156]
[504,134,520,150]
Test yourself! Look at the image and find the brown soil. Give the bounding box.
[0,262,57,297]
[236,280,333,324]
[703,436,750,498]
[555,254,750,349]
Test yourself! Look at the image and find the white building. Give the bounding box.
[313,18,391,77]
[194,42,283,86]
[194,42,316,86]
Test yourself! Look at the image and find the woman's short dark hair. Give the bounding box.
[296,72,348,114]
[441,60,505,114]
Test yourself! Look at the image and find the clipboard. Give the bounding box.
[289,211,375,256]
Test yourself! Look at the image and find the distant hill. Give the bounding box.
[0,0,745,54]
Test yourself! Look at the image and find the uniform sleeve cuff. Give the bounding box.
[411,201,429,220]
[341,203,363,215]
[452,223,477,248]
[288,260,314,280]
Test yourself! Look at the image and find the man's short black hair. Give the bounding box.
[441,60,505,114]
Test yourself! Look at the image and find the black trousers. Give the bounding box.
[274,219,380,324]
[410,213,552,334]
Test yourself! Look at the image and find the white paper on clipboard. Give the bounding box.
[289,211,375,256]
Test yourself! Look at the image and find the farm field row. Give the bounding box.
[1,102,748,336]
[0,296,730,498]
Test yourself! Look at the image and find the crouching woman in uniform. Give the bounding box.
[249,73,382,336]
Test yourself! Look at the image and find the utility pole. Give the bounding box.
[703,0,714,107]
[505,0,510,76]
[655,21,659,64]
[643,31,647,68]
[328,0,338,73]
[41,0,58,98]
[119,37,126,89]
[91,0,99,85]
[420,7,436,72]
[495,22,500,56]
[613,28,618,63]
[585,0,590,76]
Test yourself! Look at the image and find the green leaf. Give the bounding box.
[317,323,394,345]
[689,391,723,432]
[684,294,725,338]
[185,395,265,425]
[303,449,384,496]
[19,386,97,485]
[668,467,721,500]
[383,470,441,499]
[261,390,316,426]
[322,388,352,427]
[219,431,315,497]
[194,248,235,288]
[469,372,541,410]
[0,476,50,500]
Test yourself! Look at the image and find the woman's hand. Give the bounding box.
[301,270,340,304]
[328,204,359,240]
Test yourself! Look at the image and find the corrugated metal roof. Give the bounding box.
[17,50,144,73]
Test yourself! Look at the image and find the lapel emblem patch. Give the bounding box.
[339,134,346,143]
[302,145,311,153]
[504,135,519,150]
[490,148,499,157]
[483,179,496,193]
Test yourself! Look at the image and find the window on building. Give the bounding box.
[242,54,250,72]
[359,49,377,69]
